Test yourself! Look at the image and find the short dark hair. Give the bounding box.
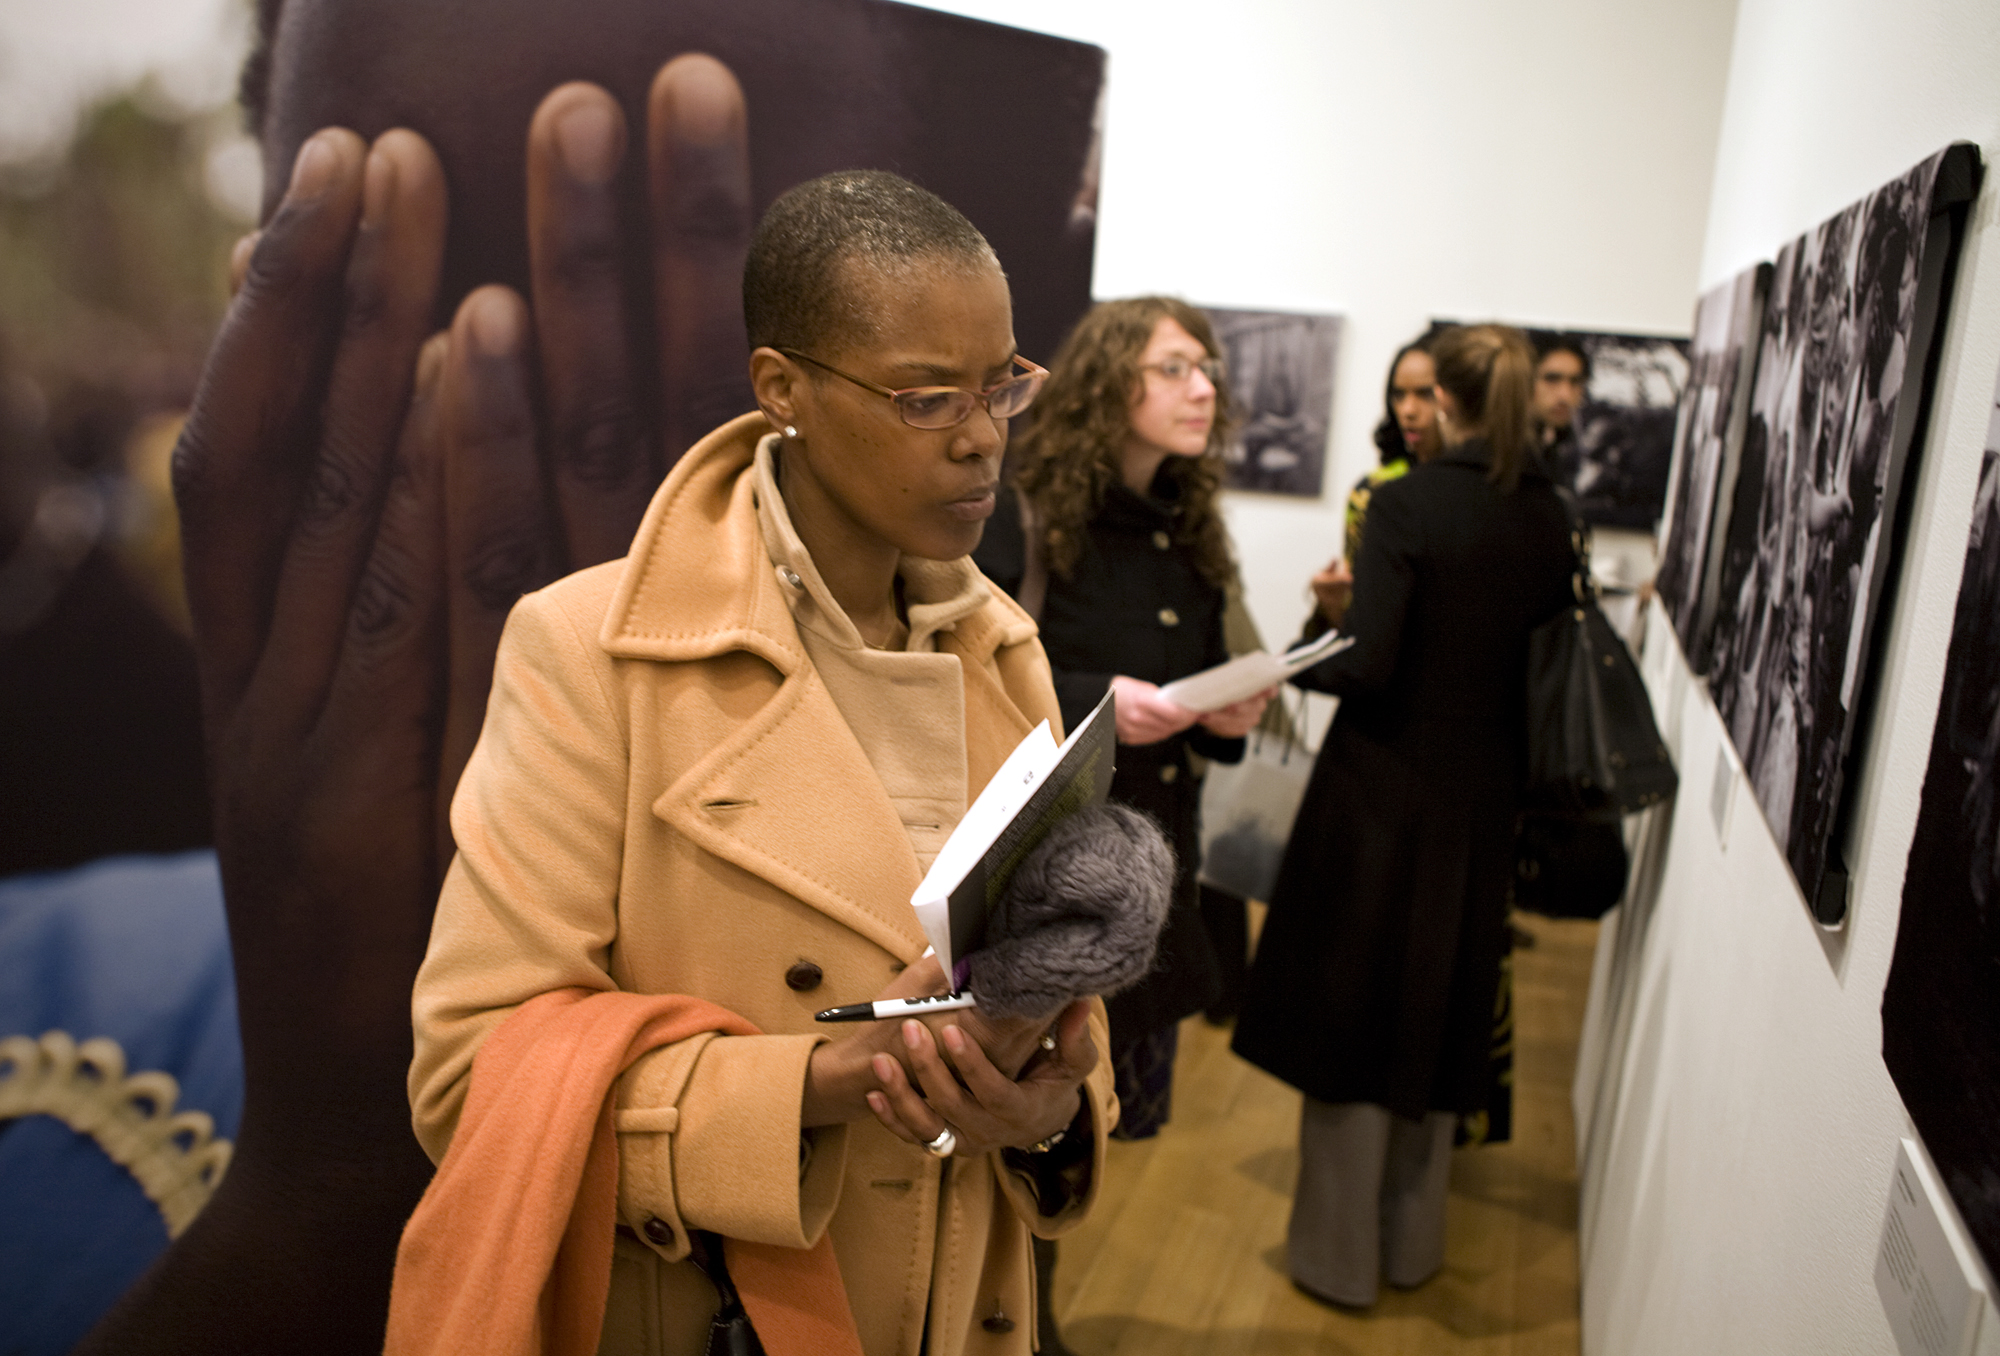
[1533,333,1592,382]
[742,170,999,356]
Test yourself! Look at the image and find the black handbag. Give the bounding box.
[1512,508,1673,921]
[1522,517,1677,817]
[1513,809,1628,920]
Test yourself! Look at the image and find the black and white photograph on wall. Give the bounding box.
[1202,307,1341,498]
[1654,263,1771,672]
[1706,143,1981,921]
[1536,329,1691,529]
[1435,320,1691,527]
[1882,423,2000,1277]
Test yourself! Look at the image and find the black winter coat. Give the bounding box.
[975,472,1242,1058]
[1230,442,1574,1119]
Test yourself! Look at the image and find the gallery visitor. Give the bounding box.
[1231,323,1576,1309]
[976,296,1273,1144]
[1532,334,1590,469]
[408,170,1117,1356]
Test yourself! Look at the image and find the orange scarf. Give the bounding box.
[385,987,864,1356]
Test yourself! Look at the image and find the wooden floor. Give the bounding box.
[1049,910,1600,1355]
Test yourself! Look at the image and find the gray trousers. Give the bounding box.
[1286,1099,1455,1307]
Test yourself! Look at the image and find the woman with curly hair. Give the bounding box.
[976,296,1271,1141]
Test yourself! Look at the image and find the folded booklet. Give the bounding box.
[912,689,1116,977]
[1157,629,1356,713]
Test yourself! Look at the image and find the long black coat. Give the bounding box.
[1231,442,1574,1120]
[976,474,1240,1058]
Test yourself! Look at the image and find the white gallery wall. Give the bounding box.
[911,2,2000,1351]
[1576,0,2000,1354]
[911,0,1740,648]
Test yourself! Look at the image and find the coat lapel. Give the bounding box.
[601,414,927,961]
[650,664,929,960]
[944,612,1040,794]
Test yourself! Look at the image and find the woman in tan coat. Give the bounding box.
[409,170,1116,1356]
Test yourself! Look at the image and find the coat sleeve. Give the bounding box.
[991,1000,1119,1237]
[1291,475,1419,699]
[409,584,845,1262]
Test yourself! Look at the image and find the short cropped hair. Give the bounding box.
[1533,333,1592,382]
[742,170,999,356]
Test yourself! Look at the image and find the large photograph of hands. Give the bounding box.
[258,0,1107,463]
[1705,143,1980,922]
[9,5,1114,1353]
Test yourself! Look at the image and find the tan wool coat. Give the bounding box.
[410,413,1116,1356]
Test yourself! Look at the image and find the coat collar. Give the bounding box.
[599,413,1033,671]
[1433,435,1553,485]
[750,434,992,656]
[596,413,1038,960]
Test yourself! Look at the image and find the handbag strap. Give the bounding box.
[1555,487,1596,605]
[1016,488,1049,622]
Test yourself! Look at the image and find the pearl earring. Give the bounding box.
[784,425,798,438]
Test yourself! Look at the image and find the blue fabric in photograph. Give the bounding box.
[0,850,240,1356]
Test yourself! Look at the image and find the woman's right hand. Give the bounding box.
[801,955,1077,1128]
[1109,674,1200,746]
[865,1000,1097,1159]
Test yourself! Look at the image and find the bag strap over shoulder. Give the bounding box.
[1555,485,1594,604]
[1016,488,1049,622]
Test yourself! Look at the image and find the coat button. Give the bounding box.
[1152,530,1171,550]
[785,960,824,992]
[1158,763,1180,784]
[981,1309,1016,1334]
[643,1216,673,1246]
[1158,607,1180,627]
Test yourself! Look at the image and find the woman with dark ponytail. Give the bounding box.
[1231,324,1575,1309]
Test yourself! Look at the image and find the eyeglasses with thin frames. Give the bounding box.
[779,349,1049,430]
[1139,355,1225,386]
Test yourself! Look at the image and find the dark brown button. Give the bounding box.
[981,1309,1015,1334]
[785,960,824,992]
[643,1216,673,1246]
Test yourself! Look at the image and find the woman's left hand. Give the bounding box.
[1199,686,1276,739]
[864,1000,1096,1158]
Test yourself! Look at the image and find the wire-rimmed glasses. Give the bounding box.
[1139,354,1225,386]
[779,349,1049,430]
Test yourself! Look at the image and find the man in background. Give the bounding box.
[1531,335,1590,476]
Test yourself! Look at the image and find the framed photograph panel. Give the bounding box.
[1654,263,1771,672]
[1203,307,1342,498]
[1706,143,1981,922]
[1883,413,2000,1278]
